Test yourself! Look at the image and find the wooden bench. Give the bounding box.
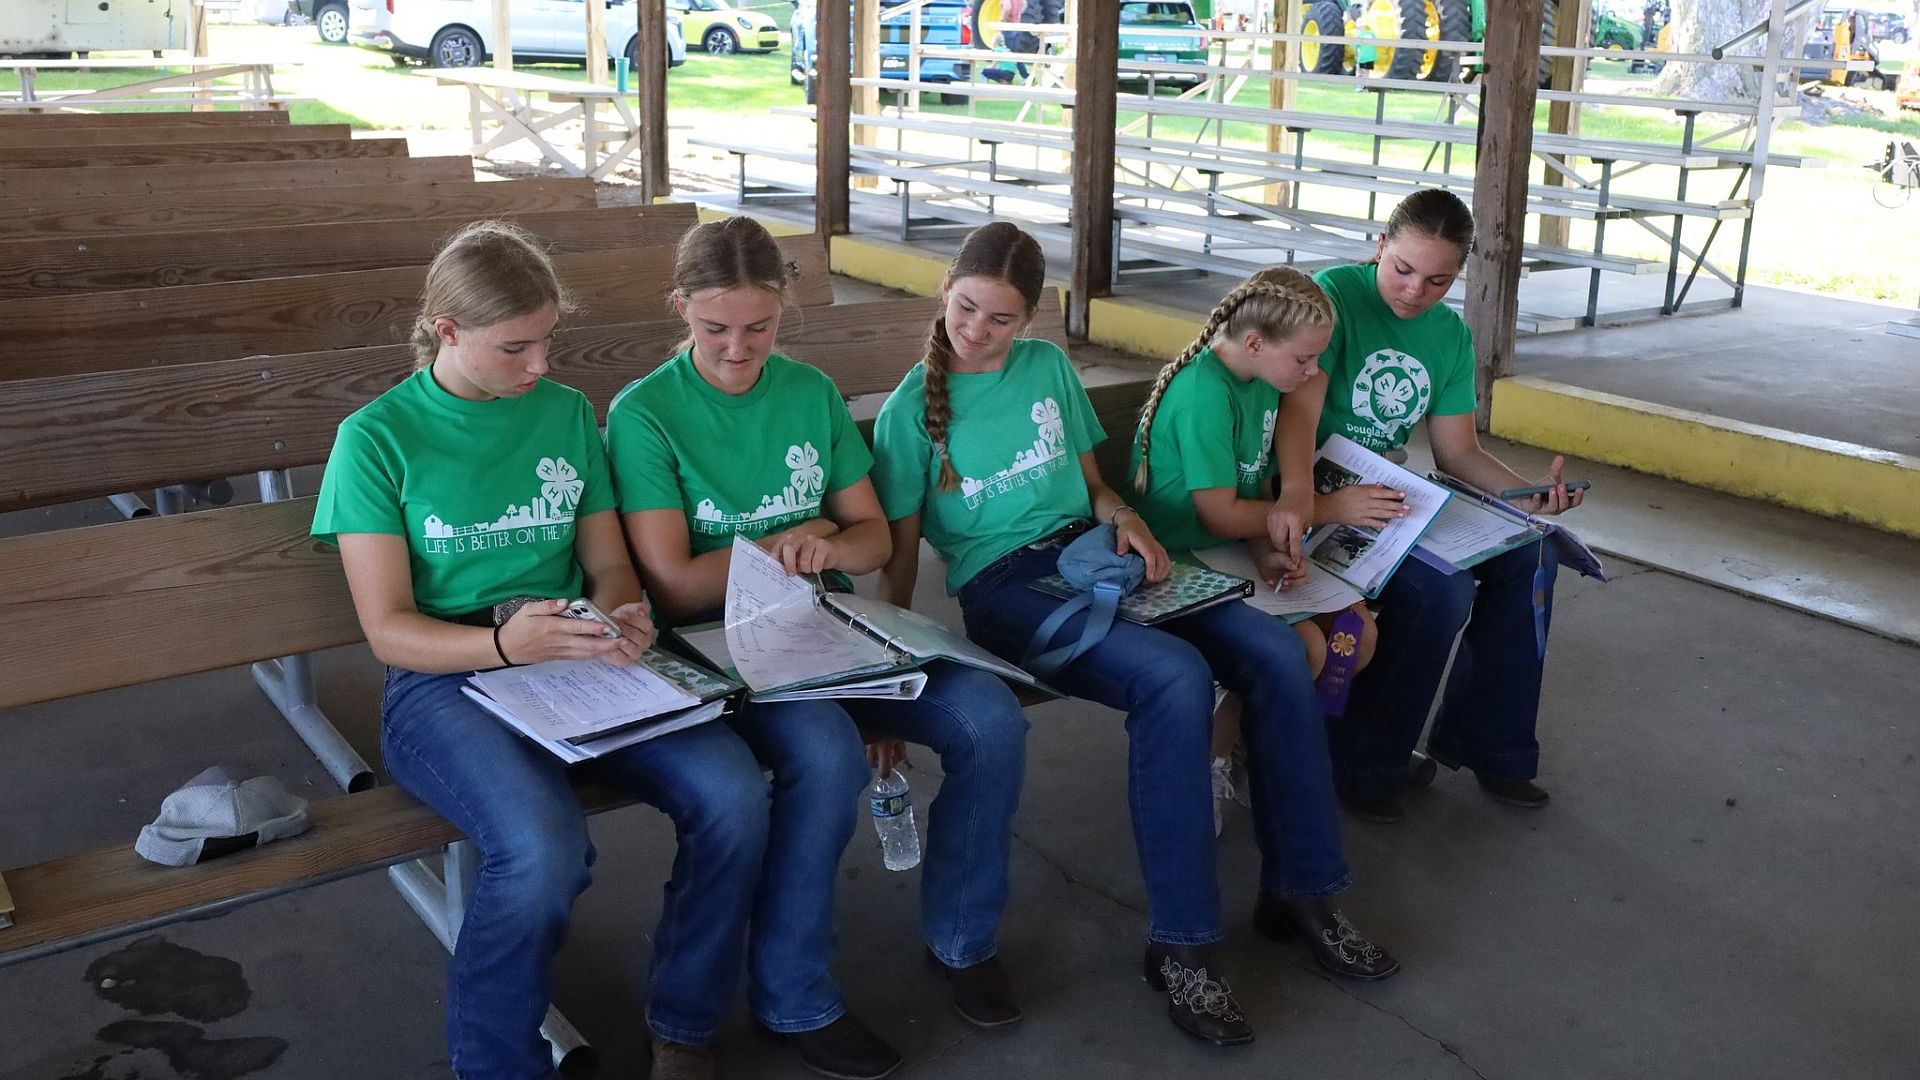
[0,155,475,200]
[425,67,646,182]
[0,58,288,113]
[0,137,411,171]
[0,232,832,380]
[0,178,599,243]
[0,205,697,299]
[0,122,357,148]
[0,109,290,131]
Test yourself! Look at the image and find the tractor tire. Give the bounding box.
[1382,0,1444,81]
[1426,0,1470,82]
[1539,0,1558,87]
[1300,0,1348,75]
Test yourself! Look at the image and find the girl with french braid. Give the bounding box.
[872,227,1396,1051]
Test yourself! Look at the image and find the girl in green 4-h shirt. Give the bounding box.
[313,222,769,1080]
[608,217,1029,1080]
[873,224,1389,1051]
[1291,188,1588,824]
[1126,267,1382,842]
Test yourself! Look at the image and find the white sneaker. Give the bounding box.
[1210,755,1235,837]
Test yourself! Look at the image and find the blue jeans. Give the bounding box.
[381,668,770,1079]
[958,545,1349,947]
[1330,536,1560,798]
[726,661,1028,1032]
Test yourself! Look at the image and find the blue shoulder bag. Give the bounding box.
[1020,523,1146,679]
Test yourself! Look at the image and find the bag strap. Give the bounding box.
[1022,578,1125,679]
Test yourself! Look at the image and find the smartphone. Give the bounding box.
[1499,480,1592,500]
[560,598,625,639]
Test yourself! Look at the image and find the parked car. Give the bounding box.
[351,0,687,70]
[1116,0,1207,88]
[291,0,353,43]
[790,0,971,103]
[1868,10,1908,44]
[668,0,781,53]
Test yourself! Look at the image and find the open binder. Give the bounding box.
[462,648,741,764]
[675,536,1047,703]
[1027,561,1254,625]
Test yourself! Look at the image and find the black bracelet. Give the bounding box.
[492,623,516,668]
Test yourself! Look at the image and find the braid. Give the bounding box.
[1132,277,1282,492]
[923,316,963,492]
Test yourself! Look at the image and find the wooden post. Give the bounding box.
[1466,0,1544,432]
[1538,0,1589,249]
[853,0,880,189]
[186,2,211,112]
[492,0,514,71]
[1069,0,1118,339]
[638,0,670,199]
[585,0,610,83]
[1265,0,1303,203]
[816,0,852,235]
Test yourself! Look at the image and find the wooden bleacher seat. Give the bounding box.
[0,137,412,170]
[0,156,474,200]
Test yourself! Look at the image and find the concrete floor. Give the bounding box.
[5,261,1917,1080]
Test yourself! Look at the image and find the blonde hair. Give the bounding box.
[923,222,1046,491]
[410,220,571,369]
[1132,266,1333,491]
[667,215,795,355]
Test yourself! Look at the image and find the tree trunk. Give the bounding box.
[1653,0,1769,100]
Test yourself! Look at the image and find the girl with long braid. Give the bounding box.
[1124,268,1379,833]
[873,225,1396,1051]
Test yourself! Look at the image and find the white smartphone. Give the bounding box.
[560,598,625,639]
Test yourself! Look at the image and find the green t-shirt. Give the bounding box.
[1313,262,1477,452]
[604,350,873,553]
[311,368,615,620]
[872,338,1105,594]
[1127,348,1279,553]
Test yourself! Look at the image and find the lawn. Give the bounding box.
[14,23,1919,303]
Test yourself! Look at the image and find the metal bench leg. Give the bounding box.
[1663,112,1698,315]
[1585,159,1613,327]
[108,493,155,519]
[389,855,595,1074]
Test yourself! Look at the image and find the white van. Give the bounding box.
[351,0,687,69]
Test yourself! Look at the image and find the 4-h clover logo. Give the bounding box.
[537,457,583,513]
[785,442,824,499]
[1031,398,1064,447]
[1351,349,1433,440]
[1329,630,1358,658]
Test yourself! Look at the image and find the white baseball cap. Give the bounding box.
[135,766,311,867]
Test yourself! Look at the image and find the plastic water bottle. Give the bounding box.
[868,769,921,871]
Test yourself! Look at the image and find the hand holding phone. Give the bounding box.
[561,598,625,639]
[1499,480,1592,500]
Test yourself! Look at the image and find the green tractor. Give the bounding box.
[1297,0,1568,86]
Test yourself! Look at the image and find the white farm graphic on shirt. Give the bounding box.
[421,456,582,554]
[1350,348,1434,445]
[691,441,826,535]
[960,398,1071,510]
[1237,407,1277,487]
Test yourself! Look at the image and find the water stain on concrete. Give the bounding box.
[85,938,250,1024]
[97,1020,287,1078]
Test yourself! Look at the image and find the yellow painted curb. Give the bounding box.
[828,234,954,296]
[1086,296,1203,359]
[1492,375,1920,539]
[681,204,813,236]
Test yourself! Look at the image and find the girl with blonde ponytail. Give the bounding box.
[1122,265,1394,988]
[872,228,1394,1051]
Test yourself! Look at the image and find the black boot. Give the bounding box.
[1427,746,1550,808]
[1141,942,1255,1046]
[1254,895,1400,981]
[927,948,1024,1029]
[781,1014,902,1080]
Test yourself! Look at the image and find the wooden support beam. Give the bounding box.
[1266,0,1304,204]
[493,1,514,71]
[585,0,610,83]
[1069,0,1119,340]
[1465,0,1545,432]
[853,0,881,188]
[816,0,852,235]
[638,0,670,199]
[1538,0,1590,249]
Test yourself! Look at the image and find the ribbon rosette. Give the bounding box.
[785,442,824,498]
[537,457,583,512]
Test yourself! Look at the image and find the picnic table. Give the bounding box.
[424,67,641,181]
[0,58,286,111]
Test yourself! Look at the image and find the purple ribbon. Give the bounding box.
[1315,608,1366,716]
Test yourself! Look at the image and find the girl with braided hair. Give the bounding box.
[609,216,1029,1080]
[1125,266,1383,838]
[873,225,1395,1051]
